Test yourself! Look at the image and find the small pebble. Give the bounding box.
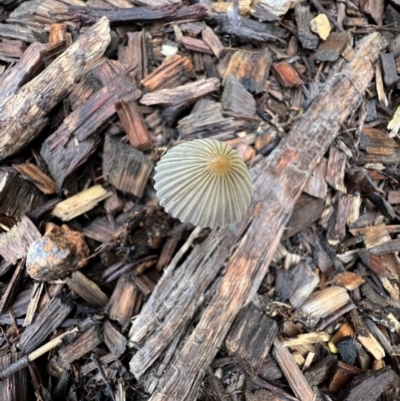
[27,223,89,281]
[310,14,331,41]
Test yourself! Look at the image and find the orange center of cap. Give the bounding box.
[208,154,231,175]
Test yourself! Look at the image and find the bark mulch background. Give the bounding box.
[0,0,400,400]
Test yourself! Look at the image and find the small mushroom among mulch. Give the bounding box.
[26,223,89,281]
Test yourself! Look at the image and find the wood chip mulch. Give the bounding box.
[0,0,400,400]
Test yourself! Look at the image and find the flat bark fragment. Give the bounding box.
[129,32,386,401]
[0,17,111,160]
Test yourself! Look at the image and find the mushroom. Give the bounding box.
[154,138,252,228]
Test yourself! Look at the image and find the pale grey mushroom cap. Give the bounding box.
[154,139,253,229]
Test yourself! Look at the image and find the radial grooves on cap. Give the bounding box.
[154,138,252,228]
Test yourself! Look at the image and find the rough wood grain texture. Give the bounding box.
[295,4,319,50]
[272,338,315,401]
[0,17,111,160]
[141,54,193,91]
[103,135,154,197]
[64,271,109,309]
[18,292,73,354]
[0,42,44,103]
[67,4,209,24]
[140,78,220,106]
[0,168,46,220]
[0,353,28,401]
[0,260,25,315]
[41,73,141,188]
[129,32,385,400]
[225,303,278,377]
[58,326,103,367]
[0,216,41,264]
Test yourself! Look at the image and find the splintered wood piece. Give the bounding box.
[334,272,365,291]
[103,319,127,357]
[360,0,384,24]
[213,14,288,43]
[380,53,399,87]
[304,355,337,386]
[0,42,44,104]
[177,101,236,140]
[359,249,400,279]
[350,223,391,249]
[118,31,148,81]
[106,274,140,327]
[181,36,212,54]
[0,17,111,160]
[52,185,112,221]
[116,100,152,149]
[141,54,193,92]
[201,26,225,59]
[80,353,117,376]
[66,4,209,24]
[0,260,24,314]
[59,326,103,367]
[0,216,41,264]
[272,338,315,401]
[326,146,346,193]
[282,332,330,348]
[0,39,27,62]
[0,18,47,41]
[369,239,400,255]
[40,41,68,67]
[220,48,272,94]
[221,74,256,117]
[295,5,319,49]
[275,261,320,308]
[300,286,351,322]
[18,293,73,354]
[327,193,351,246]
[284,194,325,239]
[0,168,46,220]
[347,169,394,219]
[225,303,278,377]
[49,23,69,45]
[376,61,388,107]
[0,288,32,325]
[13,163,58,194]
[340,368,392,401]
[272,62,304,87]
[24,282,44,327]
[364,319,392,356]
[41,74,142,188]
[359,128,399,155]
[136,33,385,401]
[350,309,385,361]
[64,271,109,308]
[140,78,220,106]
[315,32,350,61]
[103,135,153,197]
[83,218,117,243]
[0,353,28,401]
[303,157,328,199]
[329,361,364,392]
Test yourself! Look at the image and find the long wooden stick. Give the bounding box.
[144,32,386,401]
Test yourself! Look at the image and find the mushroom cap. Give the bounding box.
[154,138,252,228]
